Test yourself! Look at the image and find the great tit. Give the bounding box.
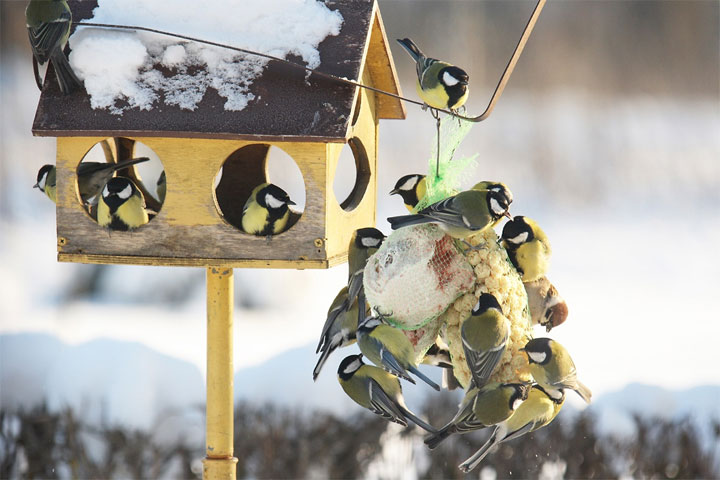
[501,216,552,282]
[34,164,57,203]
[387,188,512,239]
[471,181,513,227]
[77,157,150,205]
[396,38,469,113]
[346,227,385,308]
[357,316,441,391]
[313,286,367,381]
[241,183,296,237]
[459,384,565,472]
[390,174,426,212]
[522,337,592,403]
[156,171,166,203]
[424,382,529,449]
[26,0,81,94]
[338,354,437,433]
[524,276,568,332]
[97,177,149,231]
[462,293,510,389]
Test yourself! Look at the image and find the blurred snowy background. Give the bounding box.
[1,0,719,478]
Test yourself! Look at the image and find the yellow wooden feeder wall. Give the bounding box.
[32,1,404,478]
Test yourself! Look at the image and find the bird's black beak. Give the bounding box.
[33,183,39,189]
[389,188,399,195]
[504,211,512,220]
[287,199,296,206]
[460,80,469,86]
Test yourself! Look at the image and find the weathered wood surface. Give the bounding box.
[33,0,404,142]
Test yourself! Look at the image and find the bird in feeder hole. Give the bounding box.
[241,183,295,238]
[357,314,441,391]
[459,384,565,472]
[501,215,552,282]
[387,187,512,241]
[390,174,426,212]
[97,177,149,231]
[461,293,510,390]
[34,164,56,203]
[522,337,592,404]
[337,354,437,433]
[25,0,82,95]
[396,38,469,114]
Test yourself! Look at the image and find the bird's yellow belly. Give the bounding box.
[416,81,450,110]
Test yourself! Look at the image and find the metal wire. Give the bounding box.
[71,0,544,123]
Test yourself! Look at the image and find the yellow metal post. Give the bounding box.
[203,267,238,480]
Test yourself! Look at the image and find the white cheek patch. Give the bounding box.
[528,351,546,364]
[361,237,381,248]
[512,398,524,410]
[117,184,132,200]
[490,198,505,216]
[344,359,362,374]
[38,174,47,190]
[265,193,285,209]
[506,232,529,245]
[443,71,460,86]
[102,185,110,198]
[399,177,417,191]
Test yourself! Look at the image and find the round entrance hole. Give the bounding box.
[332,137,370,212]
[77,138,164,230]
[214,144,305,236]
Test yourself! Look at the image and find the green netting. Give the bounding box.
[415,116,477,211]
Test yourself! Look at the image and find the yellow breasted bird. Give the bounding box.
[461,293,510,389]
[34,164,57,203]
[97,177,149,231]
[524,276,568,331]
[502,215,552,282]
[241,183,295,237]
[459,385,565,472]
[26,0,81,94]
[387,188,512,239]
[522,337,592,403]
[396,38,469,113]
[346,227,385,308]
[357,315,440,391]
[77,157,150,205]
[390,174,426,212]
[424,382,529,449]
[337,354,437,433]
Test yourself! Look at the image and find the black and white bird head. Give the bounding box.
[354,227,386,250]
[487,189,512,220]
[471,292,503,317]
[337,354,364,380]
[35,164,54,192]
[390,174,424,196]
[508,383,531,410]
[439,66,469,88]
[101,177,136,209]
[502,216,534,247]
[257,183,295,212]
[521,337,553,365]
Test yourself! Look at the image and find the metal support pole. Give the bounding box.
[203,267,238,480]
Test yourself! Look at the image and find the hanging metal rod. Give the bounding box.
[72,0,544,123]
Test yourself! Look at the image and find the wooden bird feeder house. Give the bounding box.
[32,0,405,270]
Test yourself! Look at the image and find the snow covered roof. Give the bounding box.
[32,0,405,143]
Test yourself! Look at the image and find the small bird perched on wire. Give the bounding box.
[387,188,512,240]
[241,183,296,237]
[26,0,82,95]
[357,314,441,391]
[97,177,149,231]
[396,38,469,113]
[424,381,530,449]
[459,384,565,472]
[390,174,426,212]
[337,354,437,433]
[502,215,552,282]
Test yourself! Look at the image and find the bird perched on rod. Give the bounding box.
[25,0,82,94]
[313,286,367,381]
[357,315,441,391]
[458,384,565,472]
[387,188,512,239]
[346,227,385,308]
[390,174,426,212]
[461,293,510,389]
[241,183,295,237]
[97,177,149,231]
[396,38,469,113]
[34,164,57,203]
[337,354,437,433]
[501,215,552,282]
[424,382,529,449]
[522,337,591,403]
[524,276,568,331]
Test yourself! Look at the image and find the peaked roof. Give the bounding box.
[32,0,405,143]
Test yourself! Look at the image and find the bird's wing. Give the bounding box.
[419,196,476,229]
[368,380,408,426]
[27,15,70,63]
[347,270,363,304]
[316,299,348,353]
[462,339,506,390]
[370,340,411,381]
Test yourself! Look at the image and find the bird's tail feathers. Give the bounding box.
[400,406,437,434]
[51,49,81,95]
[442,368,462,391]
[32,55,43,91]
[409,365,440,391]
[424,424,453,449]
[114,157,151,171]
[387,214,430,230]
[396,38,424,62]
[458,428,500,473]
[575,380,592,404]
[312,347,332,381]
